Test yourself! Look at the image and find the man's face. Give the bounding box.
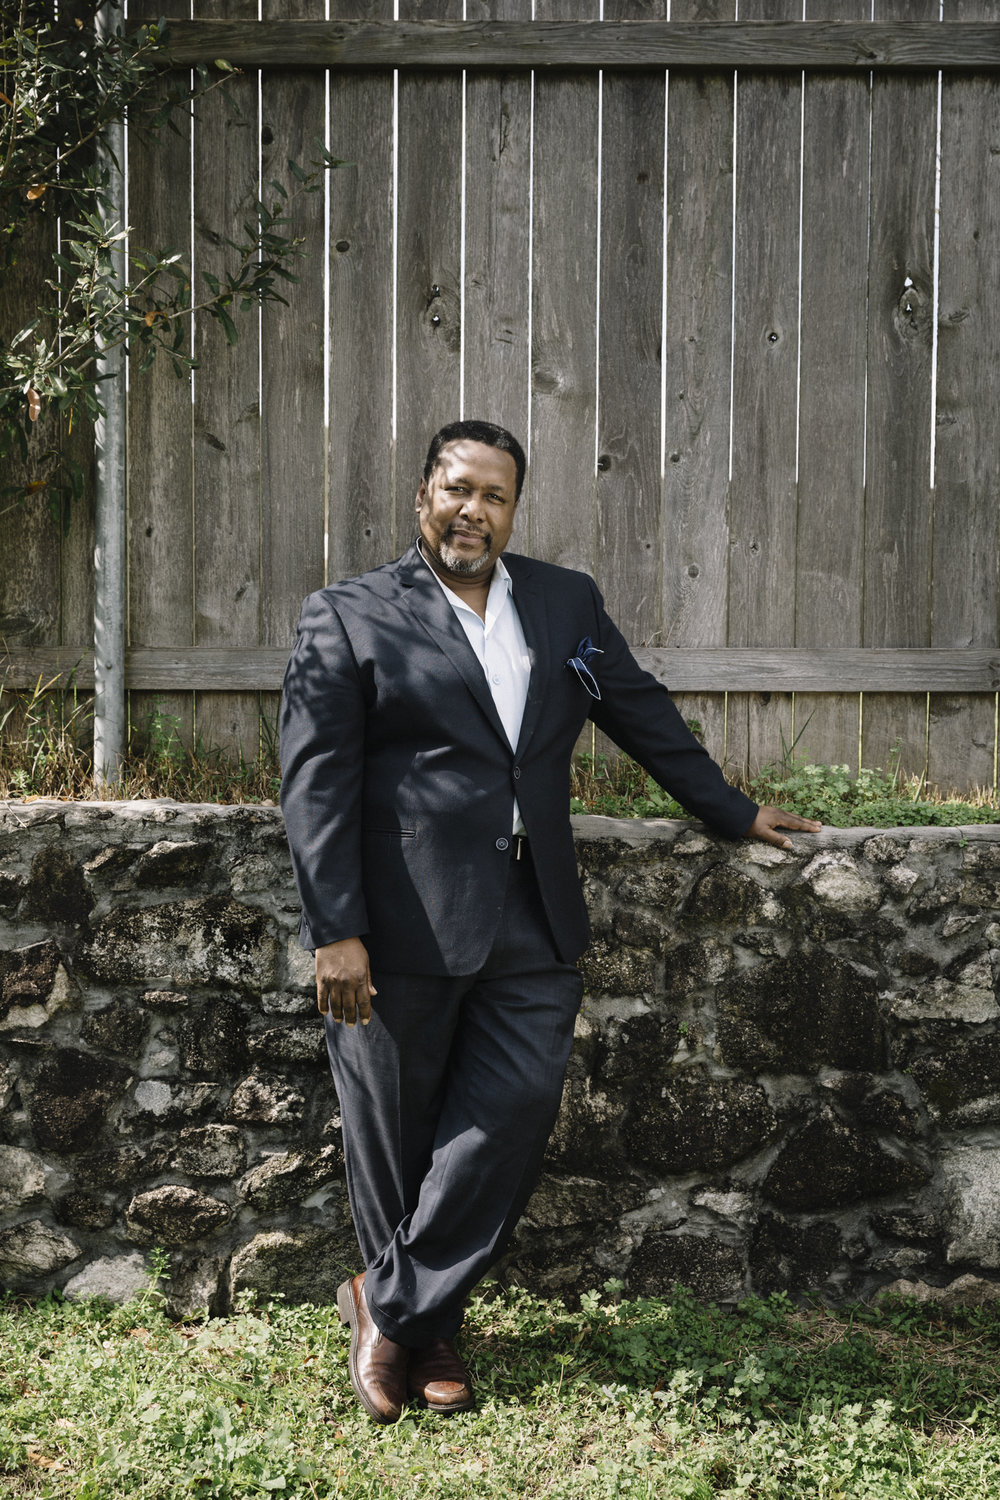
[416,440,520,579]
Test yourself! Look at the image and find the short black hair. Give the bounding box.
[423,420,526,500]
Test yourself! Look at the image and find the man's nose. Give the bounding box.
[459,490,486,520]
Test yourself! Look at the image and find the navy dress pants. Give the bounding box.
[324,850,584,1348]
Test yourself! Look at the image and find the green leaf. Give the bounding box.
[216,306,239,346]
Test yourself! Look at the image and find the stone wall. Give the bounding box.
[1,801,998,1316]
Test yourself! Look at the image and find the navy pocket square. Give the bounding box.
[565,637,604,700]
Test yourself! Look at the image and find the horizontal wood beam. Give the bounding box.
[4,647,999,694]
[156,19,1000,71]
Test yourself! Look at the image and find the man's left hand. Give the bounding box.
[745,806,822,850]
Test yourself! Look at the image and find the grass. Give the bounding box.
[1,1283,1000,1498]
[2,681,998,826]
[569,752,1000,828]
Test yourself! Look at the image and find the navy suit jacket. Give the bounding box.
[279,543,758,974]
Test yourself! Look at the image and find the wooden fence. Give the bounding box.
[3,1,1000,793]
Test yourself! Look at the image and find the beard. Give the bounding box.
[435,527,495,576]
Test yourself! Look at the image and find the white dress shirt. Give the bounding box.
[418,544,531,834]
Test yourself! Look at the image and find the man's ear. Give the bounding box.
[415,480,427,512]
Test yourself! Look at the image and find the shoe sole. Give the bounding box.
[337,1278,401,1425]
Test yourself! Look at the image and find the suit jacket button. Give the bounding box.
[495,837,509,851]
[512,766,521,779]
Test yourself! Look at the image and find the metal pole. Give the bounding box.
[92,4,127,789]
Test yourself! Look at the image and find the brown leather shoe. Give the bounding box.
[337,1274,408,1424]
[407,1338,475,1414]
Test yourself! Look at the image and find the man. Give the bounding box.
[280,420,819,1424]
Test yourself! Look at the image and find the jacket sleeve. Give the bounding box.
[279,591,370,950]
[586,579,758,840]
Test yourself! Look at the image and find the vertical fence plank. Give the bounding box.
[929,0,1000,794]
[792,0,870,777]
[190,0,262,759]
[861,0,937,784]
[596,0,665,654]
[127,5,195,757]
[662,0,736,773]
[0,202,67,759]
[394,0,464,541]
[727,0,801,778]
[527,0,600,576]
[259,0,327,750]
[328,0,395,584]
[464,0,532,466]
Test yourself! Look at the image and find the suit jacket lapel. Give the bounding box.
[397,541,510,745]
[505,555,551,759]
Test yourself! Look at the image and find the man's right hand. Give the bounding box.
[315,937,377,1027]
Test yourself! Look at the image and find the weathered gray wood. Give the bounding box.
[259,0,327,749]
[728,0,801,778]
[191,0,263,758]
[7,645,995,693]
[662,0,735,774]
[793,0,870,773]
[595,0,665,652]
[862,0,937,783]
[463,0,532,453]
[127,3,195,755]
[393,0,464,543]
[528,0,600,577]
[327,0,396,583]
[928,0,1000,792]
[160,19,1000,70]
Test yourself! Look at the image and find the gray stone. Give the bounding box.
[579,935,657,997]
[821,1074,923,1138]
[801,852,881,913]
[0,871,24,910]
[888,978,998,1026]
[179,999,248,1074]
[142,990,190,1011]
[131,1080,222,1125]
[171,1125,247,1179]
[623,1073,779,1175]
[0,1220,80,1278]
[686,864,780,928]
[76,1145,167,1190]
[126,1186,231,1246]
[718,954,884,1075]
[613,861,687,911]
[0,940,72,1030]
[227,1072,306,1125]
[164,1255,224,1319]
[81,897,279,990]
[21,846,94,924]
[523,1172,648,1229]
[134,840,213,888]
[663,938,735,1003]
[627,1232,744,1302]
[944,1146,1000,1269]
[63,1252,150,1304]
[863,836,911,865]
[284,937,315,993]
[27,1048,129,1153]
[877,1274,1000,1309]
[749,1214,842,1295]
[230,856,278,895]
[0,1145,45,1210]
[239,1147,343,1212]
[227,1225,358,1306]
[55,1193,115,1231]
[764,1113,929,1211]
[81,999,149,1057]
[248,1025,327,1066]
[909,1036,1000,1124]
[596,1010,681,1082]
